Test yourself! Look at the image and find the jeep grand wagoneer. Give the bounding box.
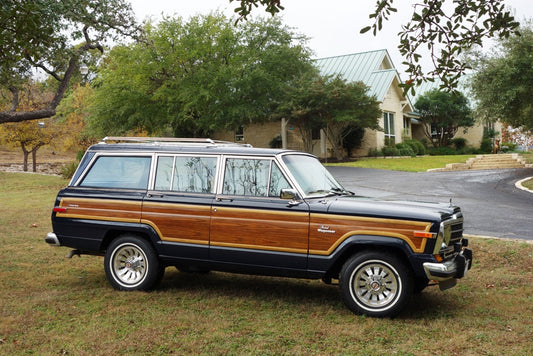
[45,137,472,317]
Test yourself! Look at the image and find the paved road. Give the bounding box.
[328,166,533,241]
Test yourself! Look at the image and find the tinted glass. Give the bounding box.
[80,156,151,189]
[154,156,217,193]
[223,158,290,197]
[282,154,344,197]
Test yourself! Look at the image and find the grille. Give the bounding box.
[438,213,464,258]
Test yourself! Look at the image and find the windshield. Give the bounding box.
[282,154,347,197]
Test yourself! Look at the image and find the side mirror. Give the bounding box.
[280,188,299,200]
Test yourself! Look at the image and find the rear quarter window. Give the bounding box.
[79,156,151,189]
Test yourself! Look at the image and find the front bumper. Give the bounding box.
[423,248,473,289]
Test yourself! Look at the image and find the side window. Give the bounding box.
[154,156,217,193]
[80,156,151,189]
[269,162,291,197]
[223,158,291,197]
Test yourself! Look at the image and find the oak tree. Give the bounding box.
[470,25,533,130]
[0,0,140,124]
[414,88,474,147]
[231,0,520,93]
[87,13,315,137]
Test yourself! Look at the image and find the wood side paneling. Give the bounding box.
[309,213,432,254]
[210,207,309,253]
[57,198,142,222]
[141,202,211,244]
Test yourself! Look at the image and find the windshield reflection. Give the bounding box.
[282,154,346,197]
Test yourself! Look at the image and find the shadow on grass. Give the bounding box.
[58,265,465,320]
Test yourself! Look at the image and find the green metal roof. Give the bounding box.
[314,49,402,102]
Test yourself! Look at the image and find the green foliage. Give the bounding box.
[403,139,426,155]
[0,0,139,124]
[381,146,400,157]
[367,148,383,157]
[501,142,518,153]
[480,138,493,153]
[470,25,533,130]
[415,89,474,147]
[428,146,458,156]
[88,13,314,137]
[277,73,380,160]
[450,137,467,151]
[395,143,416,157]
[369,0,519,94]
[342,126,366,157]
[234,1,520,94]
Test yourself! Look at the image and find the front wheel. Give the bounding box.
[339,252,412,317]
[104,235,164,291]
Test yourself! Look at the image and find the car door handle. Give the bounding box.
[147,193,164,198]
[216,197,233,202]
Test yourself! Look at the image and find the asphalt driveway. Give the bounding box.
[328,166,533,241]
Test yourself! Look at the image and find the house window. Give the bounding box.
[235,125,244,142]
[384,112,395,145]
[403,117,411,136]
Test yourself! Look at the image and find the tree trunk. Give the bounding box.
[32,148,37,172]
[21,143,29,172]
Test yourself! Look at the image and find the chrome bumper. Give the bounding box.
[45,232,61,246]
[423,249,472,289]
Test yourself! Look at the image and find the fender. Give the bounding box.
[53,217,162,252]
[307,234,417,275]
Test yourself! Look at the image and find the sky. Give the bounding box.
[128,0,533,78]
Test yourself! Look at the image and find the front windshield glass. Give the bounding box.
[282,154,346,197]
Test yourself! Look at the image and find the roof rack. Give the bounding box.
[100,136,253,147]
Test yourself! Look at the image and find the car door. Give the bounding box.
[141,154,218,260]
[209,156,310,270]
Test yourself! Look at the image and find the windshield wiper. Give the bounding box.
[330,187,354,196]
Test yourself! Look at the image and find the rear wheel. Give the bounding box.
[339,251,412,317]
[104,235,164,291]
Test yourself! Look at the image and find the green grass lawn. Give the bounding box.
[327,155,476,172]
[523,178,533,190]
[1,172,533,355]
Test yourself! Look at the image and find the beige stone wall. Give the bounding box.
[454,121,503,147]
[212,121,285,149]
[212,81,417,158]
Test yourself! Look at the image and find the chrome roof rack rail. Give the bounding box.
[100,136,253,147]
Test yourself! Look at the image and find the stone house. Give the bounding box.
[213,49,491,157]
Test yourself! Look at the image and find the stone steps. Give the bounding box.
[467,154,527,170]
[432,153,531,171]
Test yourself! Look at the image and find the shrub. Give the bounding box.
[501,142,518,153]
[60,161,79,179]
[404,139,426,155]
[382,147,400,156]
[480,138,493,153]
[428,146,456,155]
[398,147,416,157]
[367,148,383,157]
[450,137,467,151]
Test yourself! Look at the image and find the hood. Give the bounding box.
[324,195,460,223]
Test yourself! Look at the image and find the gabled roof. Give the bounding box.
[314,49,406,104]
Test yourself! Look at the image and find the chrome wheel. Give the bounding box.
[104,235,164,291]
[339,252,412,317]
[349,260,400,310]
[111,243,148,287]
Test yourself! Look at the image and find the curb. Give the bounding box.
[515,177,533,193]
[464,234,533,244]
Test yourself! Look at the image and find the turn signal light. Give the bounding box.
[413,231,434,238]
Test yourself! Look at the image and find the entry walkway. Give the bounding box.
[431,153,531,171]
